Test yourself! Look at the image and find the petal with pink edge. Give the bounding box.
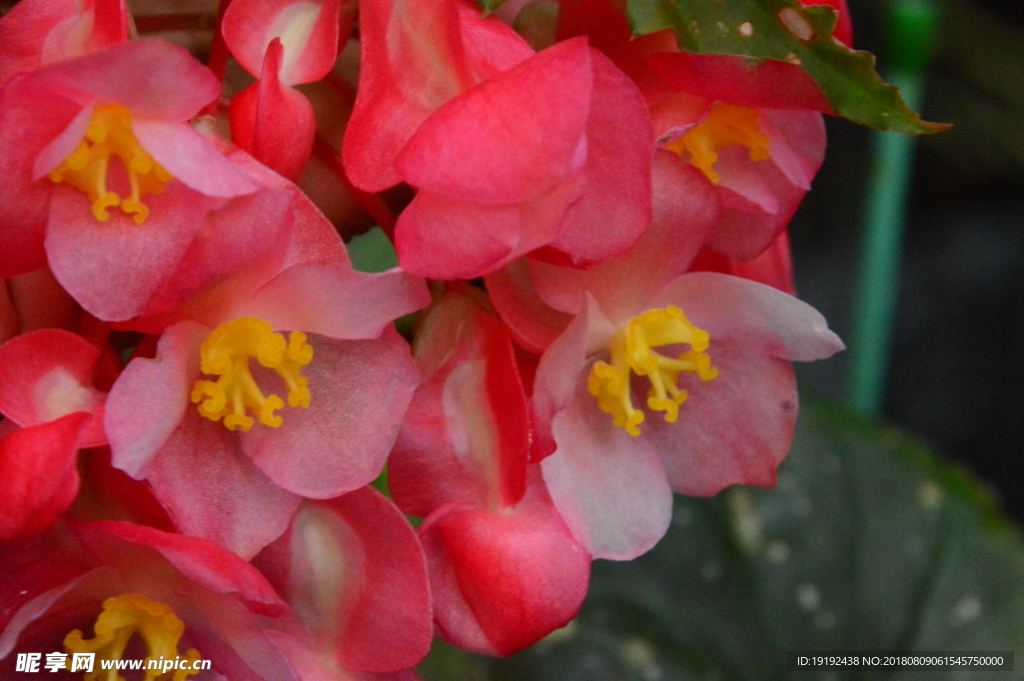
[396,37,592,204]
[239,263,430,341]
[343,0,472,192]
[240,328,419,499]
[394,177,582,280]
[222,0,341,85]
[146,411,302,559]
[543,379,673,560]
[133,118,261,198]
[420,475,590,656]
[390,291,529,516]
[33,38,219,120]
[45,183,216,321]
[648,271,844,361]
[0,0,78,88]
[80,521,287,615]
[0,414,86,541]
[547,48,653,265]
[0,328,100,428]
[484,261,573,354]
[643,341,797,496]
[105,320,208,478]
[286,489,432,672]
[0,78,81,277]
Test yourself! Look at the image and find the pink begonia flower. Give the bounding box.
[0,520,301,680]
[103,238,430,558]
[389,286,591,655]
[223,0,355,180]
[0,38,293,322]
[0,329,112,540]
[530,272,844,560]
[558,0,834,261]
[344,0,653,279]
[252,488,433,675]
[0,0,128,90]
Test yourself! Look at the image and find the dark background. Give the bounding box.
[791,0,1024,522]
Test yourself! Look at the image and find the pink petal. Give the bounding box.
[133,119,261,198]
[484,260,573,354]
[146,411,302,559]
[222,0,341,85]
[394,177,582,280]
[0,328,100,428]
[457,1,533,78]
[648,271,845,361]
[45,183,217,321]
[0,414,86,540]
[0,77,81,277]
[648,52,832,113]
[391,293,530,516]
[343,0,473,192]
[240,328,419,499]
[420,474,590,655]
[31,102,94,180]
[396,37,592,204]
[105,320,207,478]
[228,42,316,181]
[643,341,797,496]
[81,521,288,615]
[34,38,219,120]
[547,48,654,265]
[543,382,673,560]
[0,0,78,88]
[240,263,430,340]
[289,490,432,672]
[530,150,716,323]
[759,109,826,191]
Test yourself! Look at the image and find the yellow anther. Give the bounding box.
[190,318,313,432]
[47,104,172,224]
[588,306,718,436]
[667,103,771,184]
[64,594,201,681]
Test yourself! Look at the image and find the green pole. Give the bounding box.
[847,0,940,416]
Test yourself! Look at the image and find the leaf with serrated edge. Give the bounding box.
[627,0,949,134]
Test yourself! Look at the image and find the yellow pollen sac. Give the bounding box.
[63,594,201,681]
[667,102,771,184]
[587,306,719,437]
[47,104,173,224]
[190,317,313,432]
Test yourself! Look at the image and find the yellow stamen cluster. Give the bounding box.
[191,317,313,432]
[64,594,200,681]
[47,104,172,224]
[667,102,771,184]
[588,306,719,436]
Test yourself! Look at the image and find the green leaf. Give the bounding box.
[477,0,508,15]
[626,0,949,135]
[420,396,1024,680]
[348,226,398,273]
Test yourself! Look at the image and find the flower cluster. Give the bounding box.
[0,0,847,675]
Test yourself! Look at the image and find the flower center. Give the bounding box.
[190,317,313,432]
[667,103,770,184]
[64,594,201,680]
[588,306,718,436]
[47,104,173,224]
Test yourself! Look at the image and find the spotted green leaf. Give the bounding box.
[626,0,948,134]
